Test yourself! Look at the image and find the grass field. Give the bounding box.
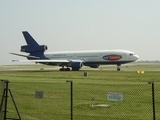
[0,63,160,120]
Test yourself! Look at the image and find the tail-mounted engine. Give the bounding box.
[21,45,48,53]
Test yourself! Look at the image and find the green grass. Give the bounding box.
[0,63,160,120]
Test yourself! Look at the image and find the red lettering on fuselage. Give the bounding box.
[103,55,122,61]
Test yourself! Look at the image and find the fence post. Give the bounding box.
[148,82,156,120]
[66,80,73,120]
[3,80,9,120]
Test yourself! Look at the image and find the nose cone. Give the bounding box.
[134,55,139,61]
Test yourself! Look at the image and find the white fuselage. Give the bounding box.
[44,49,139,65]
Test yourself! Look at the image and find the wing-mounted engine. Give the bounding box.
[21,45,48,53]
[70,61,83,71]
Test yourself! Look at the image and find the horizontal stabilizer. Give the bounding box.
[10,53,40,59]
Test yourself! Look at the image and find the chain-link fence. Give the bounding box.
[1,80,160,120]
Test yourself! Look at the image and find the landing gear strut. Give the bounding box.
[117,64,121,71]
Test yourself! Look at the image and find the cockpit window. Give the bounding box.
[129,53,134,56]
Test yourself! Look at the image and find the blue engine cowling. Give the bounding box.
[70,62,83,70]
[88,65,100,68]
[21,45,48,53]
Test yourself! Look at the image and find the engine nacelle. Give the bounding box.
[88,65,100,68]
[21,45,48,53]
[70,62,83,70]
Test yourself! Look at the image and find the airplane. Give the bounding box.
[11,31,139,71]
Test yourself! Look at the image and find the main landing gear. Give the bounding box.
[59,67,70,71]
[59,67,80,71]
[117,64,121,71]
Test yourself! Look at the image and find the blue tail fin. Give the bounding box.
[21,31,48,56]
[22,31,39,46]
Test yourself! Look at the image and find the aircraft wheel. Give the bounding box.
[65,68,70,71]
[117,68,120,71]
[59,68,65,71]
[60,68,70,71]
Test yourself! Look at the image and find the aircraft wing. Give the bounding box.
[12,59,69,63]
[12,59,71,66]
[12,59,85,67]
[10,53,40,59]
[12,59,85,66]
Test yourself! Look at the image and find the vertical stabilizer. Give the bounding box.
[22,31,39,46]
[21,31,48,55]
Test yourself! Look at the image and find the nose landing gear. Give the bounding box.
[117,64,121,71]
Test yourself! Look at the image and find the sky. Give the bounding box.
[0,0,160,65]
